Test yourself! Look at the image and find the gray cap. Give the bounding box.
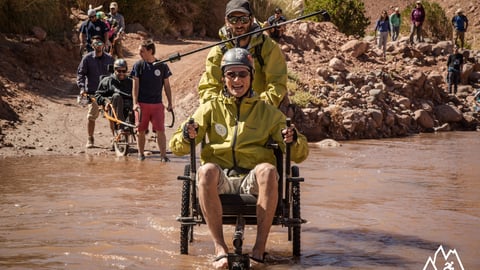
[225,0,252,16]
[87,9,96,17]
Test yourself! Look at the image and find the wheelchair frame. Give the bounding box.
[176,119,306,268]
[103,102,137,156]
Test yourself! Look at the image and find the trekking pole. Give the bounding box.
[285,118,291,179]
[153,10,329,66]
[188,118,196,175]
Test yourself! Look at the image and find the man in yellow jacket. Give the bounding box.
[198,0,288,111]
[170,48,308,269]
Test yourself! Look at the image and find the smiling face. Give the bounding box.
[223,66,251,98]
[225,11,252,37]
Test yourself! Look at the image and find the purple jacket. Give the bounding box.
[411,7,425,24]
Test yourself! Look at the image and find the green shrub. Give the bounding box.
[0,0,73,38]
[303,0,370,37]
[400,1,451,41]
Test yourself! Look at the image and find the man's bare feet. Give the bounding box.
[213,254,228,269]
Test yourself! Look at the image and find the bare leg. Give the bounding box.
[87,119,95,137]
[198,163,228,269]
[252,163,278,261]
[137,130,146,157]
[156,130,167,158]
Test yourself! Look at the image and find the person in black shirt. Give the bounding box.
[265,7,287,40]
[447,45,464,95]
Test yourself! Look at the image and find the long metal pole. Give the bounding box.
[153,10,329,66]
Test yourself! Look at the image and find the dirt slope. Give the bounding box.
[0,34,211,158]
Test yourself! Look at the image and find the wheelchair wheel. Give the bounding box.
[291,166,301,257]
[114,132,129,156]
[180,164,192,254]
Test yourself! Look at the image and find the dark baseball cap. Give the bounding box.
[226,0,252,16]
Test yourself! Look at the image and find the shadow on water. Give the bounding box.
[301,227,441,268]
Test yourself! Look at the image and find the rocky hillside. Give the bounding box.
[280,21,480,140]
[1,1,480,154]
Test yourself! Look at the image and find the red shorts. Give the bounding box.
[135,102,165,132]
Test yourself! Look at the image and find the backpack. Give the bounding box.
[219,34,265,67]
[453,15,466,31]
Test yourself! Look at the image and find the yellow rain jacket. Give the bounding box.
[169,93,308,169]
[198,23,287,108]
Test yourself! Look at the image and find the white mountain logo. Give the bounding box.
[423,245,465,270]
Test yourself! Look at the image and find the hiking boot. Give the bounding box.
[160,156,170,162]
[86,136,94,148]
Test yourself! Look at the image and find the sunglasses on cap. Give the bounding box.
[115,69,128,73]
[225,70,250,79]
[227,15,250,25]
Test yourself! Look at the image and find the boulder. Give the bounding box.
[340,40,369,58]
[31,26,47,41]
[414,109,434,129]
[434,104,463,123]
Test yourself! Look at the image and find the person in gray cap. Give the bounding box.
[171,48,308,269]
[451,8,468,49]
[197,0,290,115]
[79,9,110,54]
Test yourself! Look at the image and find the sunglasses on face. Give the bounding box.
[225,70,250,79]
[93,41,104,46]
[89,16,96,19]
[227,15,250,25]
[116,69,127,73]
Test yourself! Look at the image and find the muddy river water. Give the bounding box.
[1,131,479,269]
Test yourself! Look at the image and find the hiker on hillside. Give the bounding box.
[409,0,425,45]
[170,48,309,269]
[108,1,125,58]
[79,9,110,54]
[77,35,114,148]
[446,45,464,95]
[451,8,468,49]
[265,7,287,40]
[375,10,391,59]
[131,39,173,162]
[389,7,401,41]
[197,0,290,115]
[96,11,114,52]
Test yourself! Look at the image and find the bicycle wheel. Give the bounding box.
[114,131,129,156]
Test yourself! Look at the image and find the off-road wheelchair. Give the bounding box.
[176,119,306,270]
[103,100,137,156]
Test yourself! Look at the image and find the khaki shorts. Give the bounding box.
[87,100,99,121]
[198,164,279,195]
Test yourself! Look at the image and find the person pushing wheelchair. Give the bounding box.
[169,48,309,269]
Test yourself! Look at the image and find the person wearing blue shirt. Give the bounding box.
[131,40,173,161]
[79,9,110,53]
[375,10,391,59]
[451,8,469,49]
